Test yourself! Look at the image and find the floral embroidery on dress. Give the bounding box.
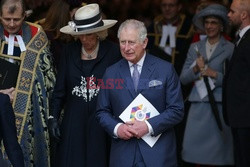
[72,75,100,102]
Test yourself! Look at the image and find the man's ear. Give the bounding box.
[241,10,249,21]
[143,37,148,49]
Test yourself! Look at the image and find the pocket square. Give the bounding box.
[149,80,162,87]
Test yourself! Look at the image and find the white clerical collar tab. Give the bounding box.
[7,35,15,55]
[16,35,26,52]
[159,25,177,48]
[5,34,26,55]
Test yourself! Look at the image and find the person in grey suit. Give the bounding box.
[96,19,184,167]
[0,94,24,167]
[223,0,250,166]
[180,4,235,166]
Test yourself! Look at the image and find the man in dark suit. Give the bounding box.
[96,19,184,167]
[223,0,250,166]
[0,94,24,167]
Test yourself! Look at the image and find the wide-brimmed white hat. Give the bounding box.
[193,4,229,31]
[60,3,117,35]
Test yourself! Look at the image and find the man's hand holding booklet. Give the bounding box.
[119,93,161,147]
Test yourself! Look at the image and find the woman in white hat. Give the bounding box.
[48,3,121,167]
[180,4,235,167]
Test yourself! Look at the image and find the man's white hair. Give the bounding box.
[117,19,147,43]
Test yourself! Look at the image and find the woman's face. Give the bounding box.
[204,16,223,39]
[78,33,98,51]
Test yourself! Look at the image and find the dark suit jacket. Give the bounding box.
[96,53,184,167]
[0,94,24,167]
[223,28,250,127]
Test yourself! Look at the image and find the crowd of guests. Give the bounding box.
[0,0,250,167]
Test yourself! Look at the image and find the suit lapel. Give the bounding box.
[208,37,226,62]
[237,28,250,46]
[118,54,156,97]
[118,59,136,97]
[228,29,250,72]
[198,38,226,62]
[137,54,156,93]
[198,39,207,60]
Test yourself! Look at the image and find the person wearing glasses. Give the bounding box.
[180,4,234,167]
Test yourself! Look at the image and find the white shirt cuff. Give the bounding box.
[145,120,154,135]
[113,123,123,137]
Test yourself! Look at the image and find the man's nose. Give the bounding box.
[9,20,14,26]
[124,43,130,51]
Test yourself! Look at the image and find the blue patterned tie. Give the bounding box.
[132,64,140,91]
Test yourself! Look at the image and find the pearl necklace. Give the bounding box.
[81,42,99,60]
[207,40,219,52]
[206,39,219,60]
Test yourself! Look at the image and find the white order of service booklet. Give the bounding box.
[119,93,161,147]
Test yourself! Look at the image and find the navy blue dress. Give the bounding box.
[50,39,121,167]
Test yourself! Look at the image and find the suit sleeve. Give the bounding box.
[95,69,121,137]
[180,43,200,85]
[148,65,184,136]
[0,94,24,167]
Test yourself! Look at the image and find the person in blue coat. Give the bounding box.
[180,4,234,166]
[0,94,24,167]
[49,4,121,167]
[96,19,184,167]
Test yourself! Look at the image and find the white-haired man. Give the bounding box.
[96,19,184,167]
